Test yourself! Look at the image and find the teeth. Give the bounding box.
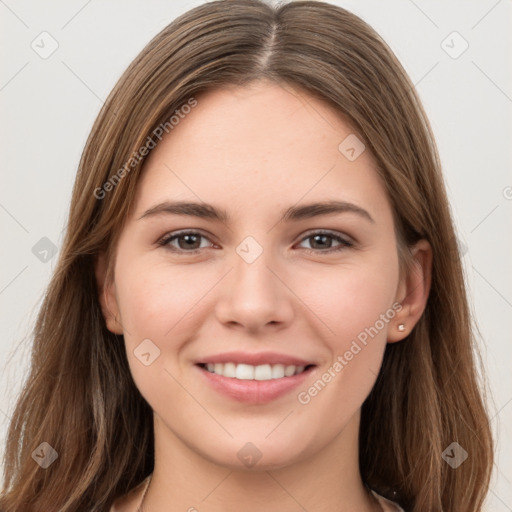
[203,362,308,380]
[284,365,296,377]
[271,364,285,378]
[223,362,236,378]
[254,364,271,380]
[236,363,254,380]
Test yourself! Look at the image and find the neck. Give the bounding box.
[143,410,379,512]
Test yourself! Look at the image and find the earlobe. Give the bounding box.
[388,239,432,343]
[95,253,124,335]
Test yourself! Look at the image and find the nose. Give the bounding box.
[215,242,295,333]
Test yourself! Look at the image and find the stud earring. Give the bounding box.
[397,323,406,332]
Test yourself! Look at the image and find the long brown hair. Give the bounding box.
[0,1,493,510]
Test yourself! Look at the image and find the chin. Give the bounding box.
[197,434,315,472]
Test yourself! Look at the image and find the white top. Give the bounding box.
[371,489,405,511]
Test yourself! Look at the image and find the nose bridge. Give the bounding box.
[215,233,294,330]
[232,233,280,301]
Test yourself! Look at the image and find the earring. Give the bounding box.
[397,324,406,332]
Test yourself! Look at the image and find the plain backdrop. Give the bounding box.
[1,0,511,509]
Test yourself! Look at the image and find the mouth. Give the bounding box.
[196,362,316,380]
[194,361,317,404]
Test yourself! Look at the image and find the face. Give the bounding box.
[99,80,417,470]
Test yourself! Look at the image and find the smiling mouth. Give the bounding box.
[196,362,316,380]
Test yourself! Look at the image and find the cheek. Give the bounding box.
[302,259,399,346]
[112,259,212,391]
[295,258,399,403]
[115,260,210,338]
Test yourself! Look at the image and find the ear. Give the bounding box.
[388,239,432,343]
[95,252,124,335]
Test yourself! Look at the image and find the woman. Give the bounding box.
[0,1,493,511]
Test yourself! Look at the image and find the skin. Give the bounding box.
[97,80,432,512]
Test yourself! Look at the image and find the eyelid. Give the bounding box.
[157,229,355,254]
[295,229,354,253]
[157,229,216,251]
[298,228,354,244]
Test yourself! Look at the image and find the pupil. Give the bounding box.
[176,234,333,251]
[180,234,199,249]
[312,235,330,249]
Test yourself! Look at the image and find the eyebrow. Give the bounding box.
[138,200,375,224]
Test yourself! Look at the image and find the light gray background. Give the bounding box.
[1,0,511,509]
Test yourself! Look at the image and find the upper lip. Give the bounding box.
[196,351,316,367]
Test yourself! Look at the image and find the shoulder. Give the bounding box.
[370,490,405,512]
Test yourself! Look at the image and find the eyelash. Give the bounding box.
[157,230,354,255]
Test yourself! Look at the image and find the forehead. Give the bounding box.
[131,81,392,225]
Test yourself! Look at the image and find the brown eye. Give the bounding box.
[158,231,213,253]
[297,231,353,254]
[157,230,353,255]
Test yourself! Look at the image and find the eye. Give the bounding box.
[157,229,353,255]
[296,231,353,254]
[158,230,214,253]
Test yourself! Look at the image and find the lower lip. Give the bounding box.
[195,364,316,404]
